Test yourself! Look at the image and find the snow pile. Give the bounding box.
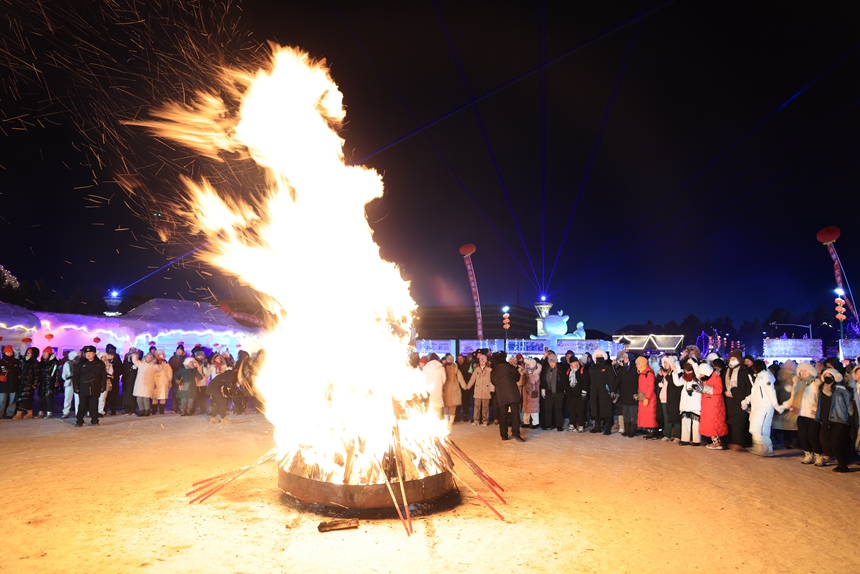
[120,298,250,333]
[0,301,41,330]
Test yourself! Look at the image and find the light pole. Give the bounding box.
[502,306,510,352]
[835,288,846,360]
[768,322,813,339]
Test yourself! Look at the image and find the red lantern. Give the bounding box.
[459,244,477,256]
[219,302,231,314]
[22,337,32,344]
[93,337,101,344]
[45,333,54,341]
[816,226,841,245]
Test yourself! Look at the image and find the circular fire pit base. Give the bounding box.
[278,467,455,509]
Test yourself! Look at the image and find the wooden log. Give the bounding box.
[317,519,359,533]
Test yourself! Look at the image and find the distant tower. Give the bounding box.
[534,299,553,337]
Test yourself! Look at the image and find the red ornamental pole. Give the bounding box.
[460,244,483,340]
[818,227,857,319]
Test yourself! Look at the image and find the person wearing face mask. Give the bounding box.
[132,351,156,416]
[817,368,854,473]
[466,354,493,426]
[13,347,39,420]
[149,349,174,415]
[0,346,22,419]
[676,359,702,446]
[635,356,659,439]
[120,348,139,415]
[617,351,639,437]
[658,356,683,442]
[723,350,753,451]
[441,353,465,430]
[694,362,728,450]
[747,360,788,457]
[521,357,542,429]
[786,362,823,465]
[588,349,616,435]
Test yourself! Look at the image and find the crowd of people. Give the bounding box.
[418,345,860,473]
[0,343,262,427]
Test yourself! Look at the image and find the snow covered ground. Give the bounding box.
[1,412,857,574]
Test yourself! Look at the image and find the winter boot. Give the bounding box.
[22,410,33,419]
[814,453,826,467]
[221,416,234,424]
[11,410,22,420]
[136,410,145,417]
[706,437,724,450]
[158,404,165,415]
[801,451,814,464]
[209,416,220,424]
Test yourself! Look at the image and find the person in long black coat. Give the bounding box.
[659,356,683,441]
[14,348,39,419]
[73,345,107,426]
[0,346,22,418]
[567,357,590,431]
[490,352,524,441]
[103,344,123,415]
[724,350,753,450]
[540,353,569,431]
[121,349,140,415]
[588,350,617,434]
[36,347,61,418]
[617,352,640,437]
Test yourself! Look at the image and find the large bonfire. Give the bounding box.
[137,46,503,521]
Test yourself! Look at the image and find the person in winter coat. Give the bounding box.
[723,350,753,451]
[100,344,123,416]
[589,349,617,435]
[618,352,639,437]
[13,347,39,419]
[491,352,525,441]
[540,353,569,431]
[455,355,473,423]
[786,362,822,465]
[676,359,702,446]
[36,347,60,418]
[173,357,203,415]
[149,350,174,415]
[207,358,246,424]
[120,348,139,415]
[851,366,860,456]
[132,352,156,416]
[73,345,107,427]
[567,357,589,432]
[635,356,659,439]
[747,360,788,457]
[421,353,446,419]
[817,368,854,472]
[168,345,187,413]
[441,354,466,430]
[60,351,80,418]
[658,356,682,442]
[0,346,22,418]
[772,360,798,448]
[466,354,493,426]
[522,358,542,429]
[695,362,728,450]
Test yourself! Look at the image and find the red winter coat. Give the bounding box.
[637,367,658,428]
[699,374,728,437]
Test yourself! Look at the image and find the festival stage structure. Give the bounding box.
[133,45,504,522]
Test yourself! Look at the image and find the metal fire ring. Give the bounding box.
[278,467,454,509]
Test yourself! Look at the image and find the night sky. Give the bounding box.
[0,1,857,333]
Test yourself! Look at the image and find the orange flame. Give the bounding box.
[139,46,447,484]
